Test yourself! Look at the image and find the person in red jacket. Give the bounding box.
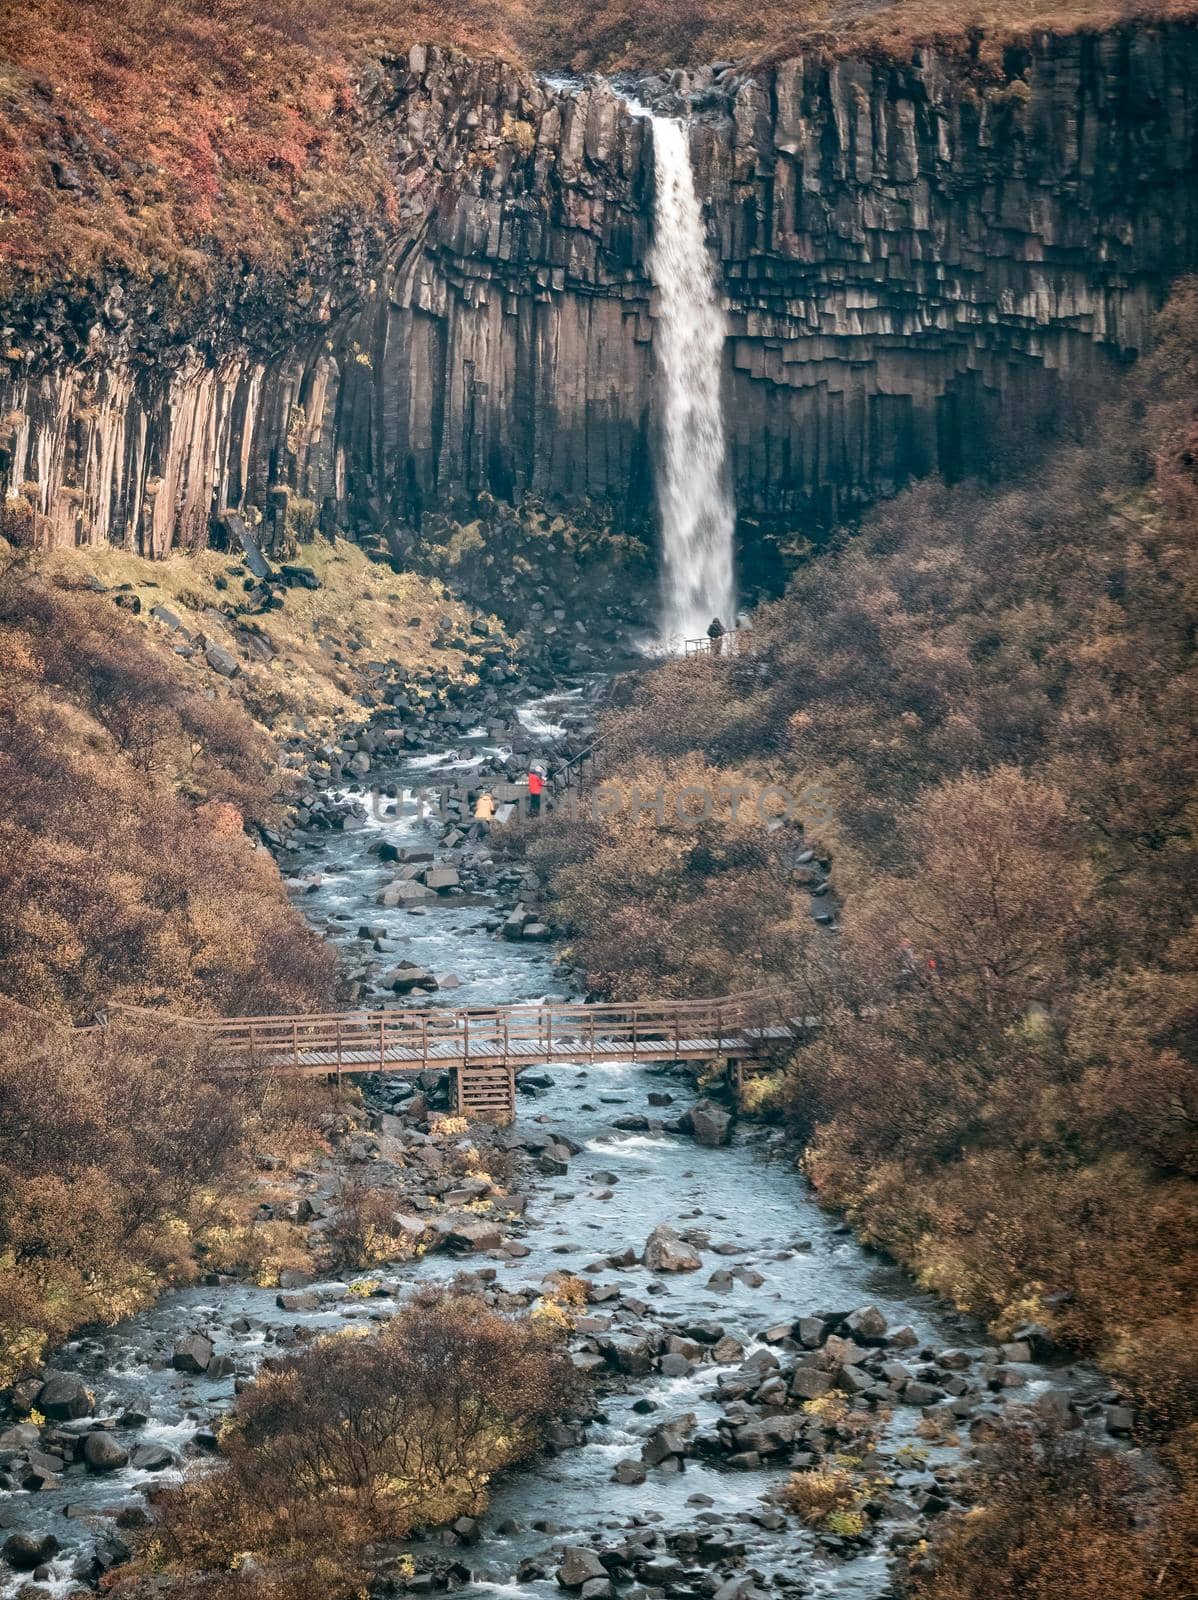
[527,764,545,817]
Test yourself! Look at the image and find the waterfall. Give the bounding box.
[647,115,736,647]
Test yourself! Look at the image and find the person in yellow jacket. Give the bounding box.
[474,790,497,822]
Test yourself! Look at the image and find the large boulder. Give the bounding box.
[83,1431,130,1473]
[822,1333,868,1367]
[37,1372,93,1419]
[641,1413,696,1466]
[687,1099,732,1147]
[387,964,438,993]
[642,1225,701,1273]
[204,641,240,678]
[392,1212,432,1244]
[8,1377,45,1414]
[844,1305,888,1342]
[3,1531,60,1569]
[0,1422,40,1451]
[22,1447,65,1488]
[556,1548,607,1589]
[276,1290,320,1312]
[1011,1320,1058,1358]
[378,880,433,907]
[421,866,460,891]
[172,1333,214,1374]
[598,1334,656,1376]
[791,1366,833,1400]
[435,1218,504,1253]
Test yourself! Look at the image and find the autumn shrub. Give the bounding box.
[323,1176,419,1269]
[531,749,809,997]
[0,1003,299,1385]
[129,1291,580,1598]
[781,1465,858,1523]
[908,1423,1198,1600]
[454,1138,520,1189]
[1108,1317,1198,1443]
[0,564,340,1383]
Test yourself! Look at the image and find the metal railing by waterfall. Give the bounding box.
[683,630,741,658]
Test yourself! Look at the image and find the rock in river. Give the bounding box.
[642,1224,701,1273]
[83,1431,130,1473]
[557,1547,608,1588]
[172,1333,214,1374]
[4,1530,60,1568]
[37,1372,93,1419]
[686,1099,732,1147]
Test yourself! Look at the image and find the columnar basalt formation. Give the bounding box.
[1,24,1196,555]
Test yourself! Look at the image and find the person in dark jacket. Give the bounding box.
[706,616,726,656]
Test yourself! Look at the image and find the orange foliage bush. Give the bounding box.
[532,750,806,996]
[0,1002,291,1384]
[909,1423,1198,1600]
[125,1290,581,1598]
[0,563,338,1382]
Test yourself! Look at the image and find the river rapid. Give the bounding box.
[0,675,1108,1600]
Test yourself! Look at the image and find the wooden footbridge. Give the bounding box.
[106,991,804,1118]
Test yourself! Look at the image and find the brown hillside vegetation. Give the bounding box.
[0,1004,324,1387]
[908,1423,1198,1600]
[0,556,338,1019]
[533,278,1198,1499]
[519,0,1198,73]
[1,0,1195,293]
[0,559,338,1381]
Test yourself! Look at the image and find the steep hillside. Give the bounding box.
[0,532,514,1388]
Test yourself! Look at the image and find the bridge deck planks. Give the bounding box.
[285,1035,741,1071]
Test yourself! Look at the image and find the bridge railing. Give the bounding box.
[107,987,804,1074]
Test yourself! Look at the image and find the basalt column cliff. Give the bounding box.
[2,24,1196,554]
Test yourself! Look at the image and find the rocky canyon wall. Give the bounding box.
[2,24,1196,555]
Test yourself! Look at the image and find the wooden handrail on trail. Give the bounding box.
[550,735,605,797]
[103,988,807,1113]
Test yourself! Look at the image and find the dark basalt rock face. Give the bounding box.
[1,24,1196,557]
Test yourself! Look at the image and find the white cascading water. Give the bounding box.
[647,114,736,647]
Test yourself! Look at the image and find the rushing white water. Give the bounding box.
[647,114,736,647]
